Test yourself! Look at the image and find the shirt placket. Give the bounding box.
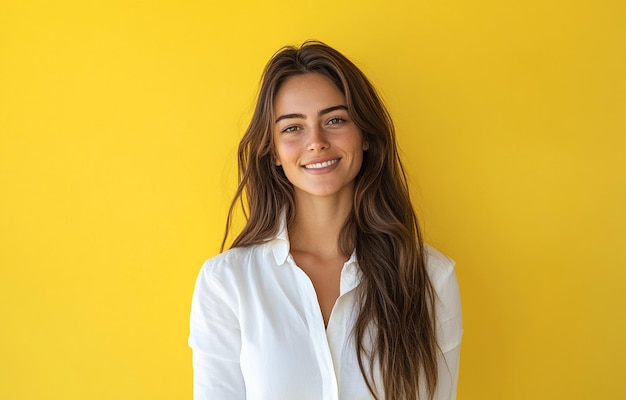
[286,254,340,400]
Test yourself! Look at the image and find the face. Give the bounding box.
[273,73,368,202]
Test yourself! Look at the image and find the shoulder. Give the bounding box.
[424,244,463,352]
[201,246,256,271]
[192,245,267,298]
[191,245,268,318]
[195,244,265,283]
[424,244,456,289]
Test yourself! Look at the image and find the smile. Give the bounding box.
[303,159,339,170]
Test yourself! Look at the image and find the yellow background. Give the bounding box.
[1,0,624,399]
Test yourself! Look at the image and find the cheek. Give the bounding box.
[274,140,300,164]
[341,135,366,157]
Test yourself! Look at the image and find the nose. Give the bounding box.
[307,125,329,152]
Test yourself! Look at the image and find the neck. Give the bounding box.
[288,190,353,259]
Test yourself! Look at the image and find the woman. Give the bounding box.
[189,41,462,400]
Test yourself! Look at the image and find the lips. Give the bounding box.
[303,158,339,169]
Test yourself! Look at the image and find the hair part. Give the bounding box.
[223,40,438,399]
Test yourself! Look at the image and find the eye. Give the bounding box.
[327,117,346,125]
[281,125,300,134]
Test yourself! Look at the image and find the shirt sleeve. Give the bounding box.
[188,259,246,400]
[425,245,463,400]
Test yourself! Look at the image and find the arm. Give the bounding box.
[436,342,461,400]
[188,260,246,400]
[425,245,463,400]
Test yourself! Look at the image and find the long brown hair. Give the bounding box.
[223,41,438,399]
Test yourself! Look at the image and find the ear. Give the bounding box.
[362,140,369,151]
[273,154,282,166]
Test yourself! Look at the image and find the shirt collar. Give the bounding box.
[263,211,290,266]
[340,251,360,295]
[263,211,362,294]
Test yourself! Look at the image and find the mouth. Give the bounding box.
[303,159,339,170]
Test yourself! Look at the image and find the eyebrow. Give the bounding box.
[274,105,348,124]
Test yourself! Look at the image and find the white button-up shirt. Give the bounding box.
[189,221,462,399]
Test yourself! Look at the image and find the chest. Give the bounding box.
[290,251,345,327]
[233,263,373,399]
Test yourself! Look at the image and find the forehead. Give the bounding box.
[273,73,346,113]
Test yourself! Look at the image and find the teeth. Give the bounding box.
[304,159,338,169]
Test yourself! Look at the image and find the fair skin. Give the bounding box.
[273,73,368,326]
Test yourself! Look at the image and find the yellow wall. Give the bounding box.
[1,1,624,399]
